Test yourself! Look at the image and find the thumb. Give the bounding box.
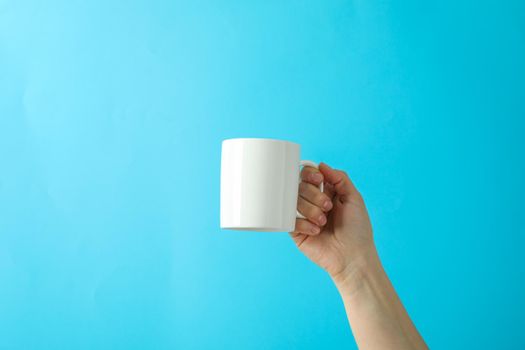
[319,162,360,201]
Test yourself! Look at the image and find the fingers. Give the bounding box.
[300,166,324,186]
[297,197,327,226]
[300,165,335,200]
[319,162,362,203]
[291,218,321,236]
[299,182,333,211]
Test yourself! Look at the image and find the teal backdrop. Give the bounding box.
[1,0,524,349]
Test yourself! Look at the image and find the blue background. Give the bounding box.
[1,0,524,349]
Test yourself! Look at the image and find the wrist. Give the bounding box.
[330,244,382,296]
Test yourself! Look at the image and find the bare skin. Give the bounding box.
[290,162,428,350]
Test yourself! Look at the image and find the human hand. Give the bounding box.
[290,162,376,283]
[291,163,428,349]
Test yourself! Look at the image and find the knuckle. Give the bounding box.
[315,192,327,205]
[299,181,307,192]
[298,201,309,212]
[301,167,314,177]
[300,167,308,177]
[298,219,310,229]
[300,182,315,197]
[307,205,322,218]
[297,220,311,233]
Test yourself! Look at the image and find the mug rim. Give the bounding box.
[222,137,299,147]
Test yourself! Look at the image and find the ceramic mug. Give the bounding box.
[220,138,323,232]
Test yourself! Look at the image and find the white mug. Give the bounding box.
[220,138,323,232]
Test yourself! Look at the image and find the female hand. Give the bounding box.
[290,162,375,282]
[291,163,428,349]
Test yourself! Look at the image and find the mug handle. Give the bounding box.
[296,160,324,219]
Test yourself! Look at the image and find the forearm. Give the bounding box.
[332,247,427,350]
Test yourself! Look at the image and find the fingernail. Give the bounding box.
[310,173,323,183]
[311,225,321,234]
[318,214,327,225]
[323,200,332,210]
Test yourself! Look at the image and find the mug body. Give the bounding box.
[220,138,300,232]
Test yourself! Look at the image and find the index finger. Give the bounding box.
[300,166,324,186]
[319,162,360,198]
